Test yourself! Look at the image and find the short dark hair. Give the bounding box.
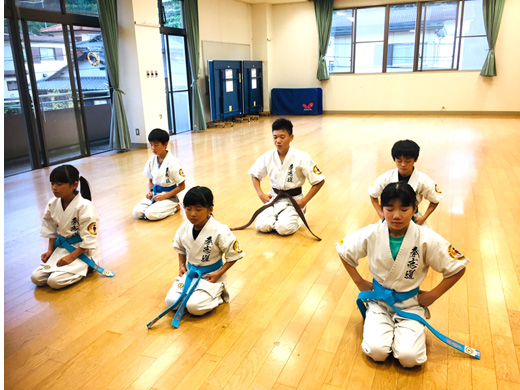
[183,186,214,208]
[272,118,293,135]
[381,182,417,208]
[148,128,170,144]
[391,140,420,160]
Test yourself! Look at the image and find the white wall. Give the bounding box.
[118,0,169,146]
[268,0,520,113]
[251,3,273,110]
[120,0,519,136]
[198,0,254,118]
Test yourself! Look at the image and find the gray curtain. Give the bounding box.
[480,0,505,77]
[184,0,207,130]
[97,0,132,150]
[314,0,334,81]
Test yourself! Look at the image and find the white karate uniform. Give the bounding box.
[31,194,99,289]
[336,221,468,367]
[133,151,186,221]
[165,216,244,316]
[368,168,442,224]
[248,146,325,235]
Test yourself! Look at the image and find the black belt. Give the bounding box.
[231,186,321,241]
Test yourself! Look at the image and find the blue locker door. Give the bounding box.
[242,61,263,115]
[208,60,242,121]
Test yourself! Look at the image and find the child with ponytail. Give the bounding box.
[31,164,101,289]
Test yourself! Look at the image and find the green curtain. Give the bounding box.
[480,0,505,77]
[314,0,334,81]
[184,0,207,130]
[97,0,132,150]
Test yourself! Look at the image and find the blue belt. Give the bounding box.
[357,279,480,359]
[55,235,115,277]
[151,184,177,204]
[147,259,223,329]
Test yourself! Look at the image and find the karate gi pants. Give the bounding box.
[362,300,427,368]
[165,276,225,316]
[31,267,84,289]
[133,196,179,221]
[255,199,303,236]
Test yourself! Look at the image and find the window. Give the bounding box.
[387,4,418,72]
[418,1,458,70]
[39,47,56,61]
[327,9,353,72]
[4,1,111,175]
[159,0,183,29]
[458,0,488,70]
[15,0,61,11]
[326,0,487,74]
[15,0,99,15]
[355,7,386,73]
[66,0,98,16]
[7,80,18,91]
[158,0,192,134]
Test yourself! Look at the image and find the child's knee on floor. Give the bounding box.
[362,340,392,362]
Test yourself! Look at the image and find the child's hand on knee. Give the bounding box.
[418,290,439,308]
[57,254,74,267]
[205,271,221,283]
[414,215,426,225]
[259,193,272,204]
[41,250,53,263]
[153,193,168,202]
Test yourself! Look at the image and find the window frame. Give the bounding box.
[4,0,108,172]
[327,0,487,75]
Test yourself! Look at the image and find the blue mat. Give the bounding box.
[271,88,323,115]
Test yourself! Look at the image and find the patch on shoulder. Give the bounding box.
[233,240,243,254]
[313,165,323,175]
[448,245,465,261]
[179,168,185,177]
[338,239,344,245]
[435,184,442,194]
[87,222,97,235]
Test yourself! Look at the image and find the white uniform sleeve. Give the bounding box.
[300,152,325,186]
[40,201,58,238]
[143,158,153,180]
[218,227,244,263]
[77,202,99,249]
[418,174,443,204]
[335,225,375,268]
[368,171,391,198]
[248,154,268,181]
[167,157,186,184]
[172,225,187,255]
[423,230,468,278]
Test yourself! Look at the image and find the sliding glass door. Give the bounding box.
[162,34,191,134]
[4,1,110,176]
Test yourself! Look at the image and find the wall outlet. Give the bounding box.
[136,128,140,135]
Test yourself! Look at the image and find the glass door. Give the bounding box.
[21,20,86,164]
[162,34,191,134]
[4,18,34,176]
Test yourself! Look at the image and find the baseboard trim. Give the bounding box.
[323,110,520,116]
[131,143,148,149]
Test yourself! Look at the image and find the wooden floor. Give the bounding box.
[4,114,520,390]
